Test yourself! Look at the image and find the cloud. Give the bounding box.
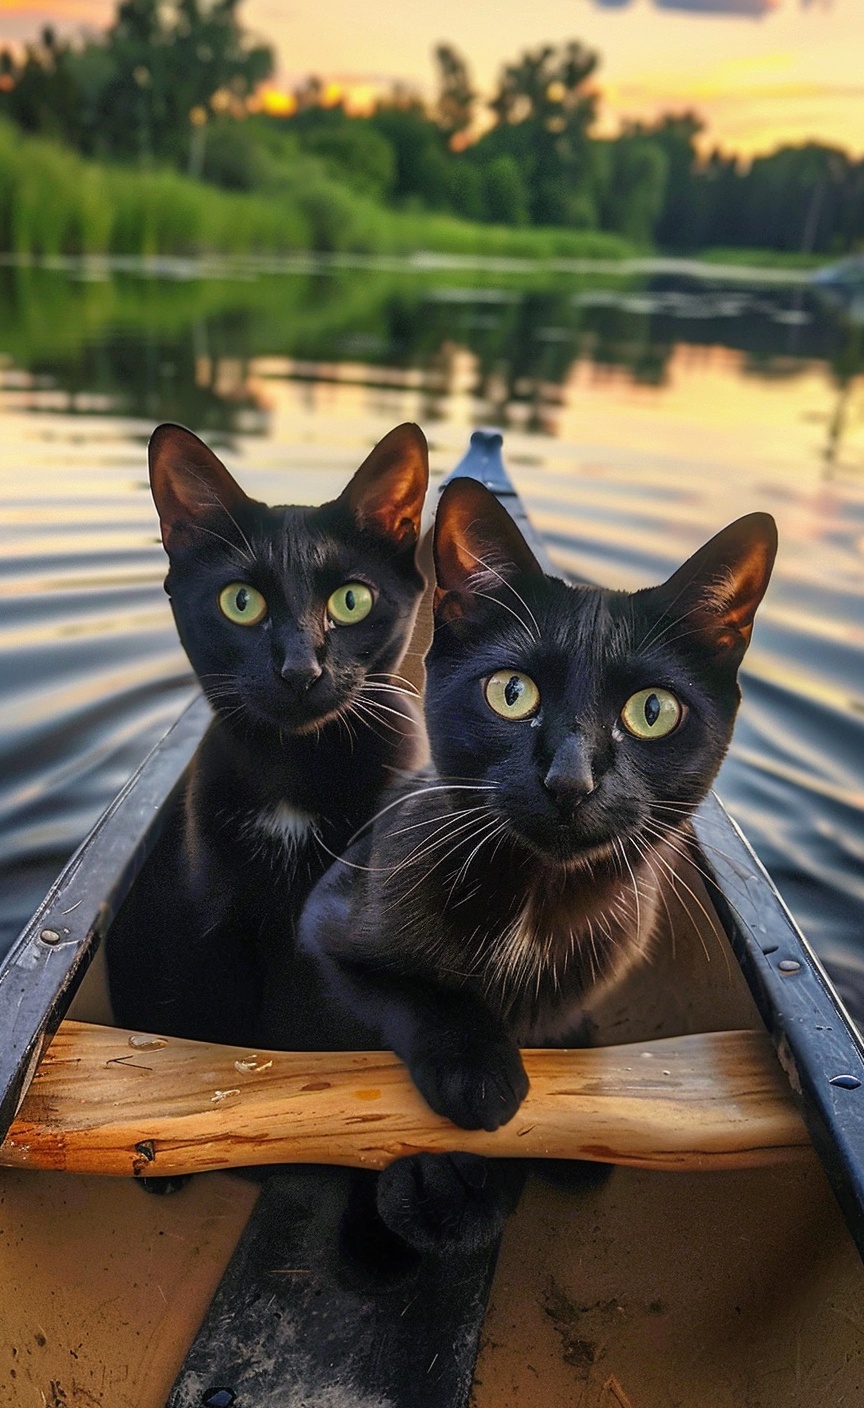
[654,0,780,13]
[592,0,792,12]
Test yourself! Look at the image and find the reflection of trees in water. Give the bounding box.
[0,262,402,431]
[0,263,859,442]
[822,319,864,479]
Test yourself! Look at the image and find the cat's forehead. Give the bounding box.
[438,577,632,683]
[547,577,625,627]
[503,575,634,651]
[248,504,350,575]
[540,578,703,670]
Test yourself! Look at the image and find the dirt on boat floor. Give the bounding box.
[471,1158,864,1408]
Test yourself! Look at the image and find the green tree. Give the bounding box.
[481,42,600,227]
[482,155,529,226]
[369,97,447,205]
[90,0,273,165]
[740,144,850,253]
[597,131,668,246]
[299,120,396,202]
[0,28,84,146]
[433,44,475,145]
[637,113,704,249]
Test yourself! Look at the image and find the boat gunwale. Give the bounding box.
[0,692,210,1135]
[2,427,864,1264]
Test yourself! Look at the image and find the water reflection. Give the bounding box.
[4,259,862,442]
[1,256,863,1024]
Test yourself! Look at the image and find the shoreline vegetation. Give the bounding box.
[3,5,863,271]
[0,121,835,274]
[0,120,635,264]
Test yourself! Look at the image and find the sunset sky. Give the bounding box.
[2,0,863,158]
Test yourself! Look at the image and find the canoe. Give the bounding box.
[2,430,864,1408]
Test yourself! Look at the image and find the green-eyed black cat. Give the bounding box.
[107,422,428,1052]
[299,475,776,1250]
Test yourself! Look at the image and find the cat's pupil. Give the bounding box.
[236,587,249,613]
[644,693,660,727]
[504,676,522,707]
[345,589,356,612]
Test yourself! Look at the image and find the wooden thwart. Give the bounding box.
[0,1021,812,1178]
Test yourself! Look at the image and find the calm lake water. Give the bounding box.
[1,254,863,1025]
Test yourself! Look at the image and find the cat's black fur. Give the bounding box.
[107,422,428,1052]
[300,477,776,1245]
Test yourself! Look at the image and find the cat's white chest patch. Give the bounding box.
[255,801,317,854]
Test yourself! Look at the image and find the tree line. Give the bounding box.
[2,0,863,256]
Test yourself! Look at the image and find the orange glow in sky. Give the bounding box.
[2,0,864,159]
[254,88,297,119]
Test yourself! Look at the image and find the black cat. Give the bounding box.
[107,421,428,1052]
[299,475,776,1248]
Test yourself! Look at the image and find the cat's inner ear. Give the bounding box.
[652,512,778,657]
[338,423,428,547]
[433,478,543,623]
[149,423,251,552]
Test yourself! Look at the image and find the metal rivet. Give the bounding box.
[202,1390,236,1408]
[39,929,61,945]
[829,1075,861,1090]
[778,960,801,974]
[761,944,779,956]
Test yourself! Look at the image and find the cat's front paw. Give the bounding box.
[376,1152,525,1256]
[411,1034,529,1131]
[137,1174,192,1196]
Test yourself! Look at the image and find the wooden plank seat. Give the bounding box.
[1,1021,812,1178]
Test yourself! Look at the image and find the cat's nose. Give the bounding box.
[544,735,596,804]
[279,662,323,695]
[277,648,323,696]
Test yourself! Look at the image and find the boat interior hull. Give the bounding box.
[3,860,863,1406]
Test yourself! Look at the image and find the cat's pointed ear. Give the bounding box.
[652,513,777,659]
[338,423,428,548]
[149,423,251,552]
[433,478,543,623]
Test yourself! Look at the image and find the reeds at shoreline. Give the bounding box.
[0,120,634,262]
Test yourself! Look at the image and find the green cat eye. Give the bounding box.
[218,582,267,627]
[484,670,540,721]
[620,687,682,740]
[327,582,374,626]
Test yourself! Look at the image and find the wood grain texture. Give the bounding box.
[0,1020,812,1178]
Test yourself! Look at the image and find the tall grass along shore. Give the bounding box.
[0,121,634,264]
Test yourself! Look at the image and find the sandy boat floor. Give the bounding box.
[2,1156,862,1408]
[473,1159,864,1408]
[0,1168,258,1407]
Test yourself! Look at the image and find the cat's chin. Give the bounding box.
[546,838,621,873]
[508,826,621,873]
[290,704,355,737]
[216,694,351,737]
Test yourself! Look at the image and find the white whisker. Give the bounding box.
[346,782,497,845]
[462,547,542,642]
